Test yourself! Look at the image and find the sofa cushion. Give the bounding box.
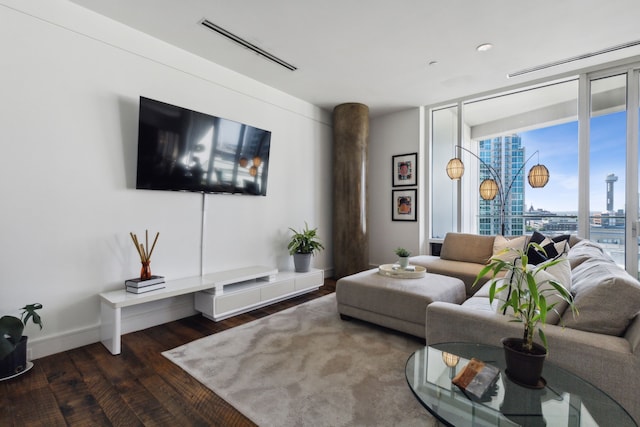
[562,258,640,336]
[567,240,615,269]
[440,233,495,265]
[492,235,527,263]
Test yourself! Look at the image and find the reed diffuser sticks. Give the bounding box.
[130,230,159,263]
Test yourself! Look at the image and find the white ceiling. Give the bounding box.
[70,0,640,117]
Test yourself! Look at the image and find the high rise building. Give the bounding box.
[478,135,525,236]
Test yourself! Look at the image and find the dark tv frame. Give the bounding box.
[136,97,271,195]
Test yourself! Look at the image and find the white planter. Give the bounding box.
[398,256,409,269]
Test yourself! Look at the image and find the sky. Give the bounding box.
[520,111,627,213]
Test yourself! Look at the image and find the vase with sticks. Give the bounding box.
[130,230,159,280]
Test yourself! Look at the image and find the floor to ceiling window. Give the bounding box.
[589,74,627,266]
[431,105,459,239]
[432,79,579,237]
[430,62,640,278]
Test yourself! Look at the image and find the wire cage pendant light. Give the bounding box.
[479,179,499,200]
[446,157,465,180]
[528,164,550,188]
[444,144,549,236]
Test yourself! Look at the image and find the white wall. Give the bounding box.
[0,0,332,358]
[368,108,423,265]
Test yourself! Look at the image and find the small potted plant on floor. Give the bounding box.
[395,247,411,269]
[288,222,325,272]
[473,242,577,387]
[0,303,43,379]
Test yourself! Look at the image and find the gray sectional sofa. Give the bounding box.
[337,232,640,423]
[420,232,640,423]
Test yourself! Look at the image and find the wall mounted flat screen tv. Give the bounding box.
[136,97,271,195]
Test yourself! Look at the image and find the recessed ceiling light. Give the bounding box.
[476,43,493,52]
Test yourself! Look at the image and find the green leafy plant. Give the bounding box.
[395,247,411,257]
[473,242,577,353]
[288,223,325,255]
[0,303,43,360]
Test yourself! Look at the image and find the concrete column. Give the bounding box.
[332,103,369,279]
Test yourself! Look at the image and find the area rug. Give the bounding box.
[162,294,436,427]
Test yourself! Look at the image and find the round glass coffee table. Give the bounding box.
[406,342,636,427]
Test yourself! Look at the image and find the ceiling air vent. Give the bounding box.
[200,19,297,71]
[508,39,640,78]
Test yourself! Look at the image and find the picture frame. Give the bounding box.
[392,152,417,187]
[392,189,417,221]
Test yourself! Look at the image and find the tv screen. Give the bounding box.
[136,97,271,195]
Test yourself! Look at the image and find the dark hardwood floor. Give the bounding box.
[0,279,337,427]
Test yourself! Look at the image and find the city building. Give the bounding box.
[478,135,526,236]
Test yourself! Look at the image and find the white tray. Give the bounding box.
[378,264,426,279]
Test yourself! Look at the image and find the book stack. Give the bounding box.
[125,275,165,294]
[452,357,500,401]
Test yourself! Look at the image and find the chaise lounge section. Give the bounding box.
[335,232,501,338]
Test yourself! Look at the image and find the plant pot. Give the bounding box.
[0,335,28,379]
[293,253,312,272]
[398,256,409,269]
[501,337,547,388]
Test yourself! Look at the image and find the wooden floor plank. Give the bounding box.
[0,279,335,426]
[126,327,255,426]
[68,345,144,426]
[38,351,115,426]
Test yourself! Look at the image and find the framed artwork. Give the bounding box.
[392,152,417,187]
[392,189,417,221]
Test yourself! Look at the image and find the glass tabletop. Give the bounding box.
[406,342,636,427]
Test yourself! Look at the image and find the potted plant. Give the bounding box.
[288,222,325,272]
[0,303,43,379]
[395,247,411,269]
[473,242,577,387]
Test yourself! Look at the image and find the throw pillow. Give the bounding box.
[534,255,572,324]
[552,234,571,245]
[492,235,527,263]
[529,231,546,245]
[498,257,571,325]
[561,258,640,336]
[537,253,571,291]
[526,232,571,265]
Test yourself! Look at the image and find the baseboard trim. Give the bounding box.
[30,295,197,359]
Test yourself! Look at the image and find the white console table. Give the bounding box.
[99,266,324,355]
[194,268,323,321]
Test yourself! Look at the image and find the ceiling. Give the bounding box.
[71,0,640,118]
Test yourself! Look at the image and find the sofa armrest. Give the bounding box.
[625,313,640,354]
